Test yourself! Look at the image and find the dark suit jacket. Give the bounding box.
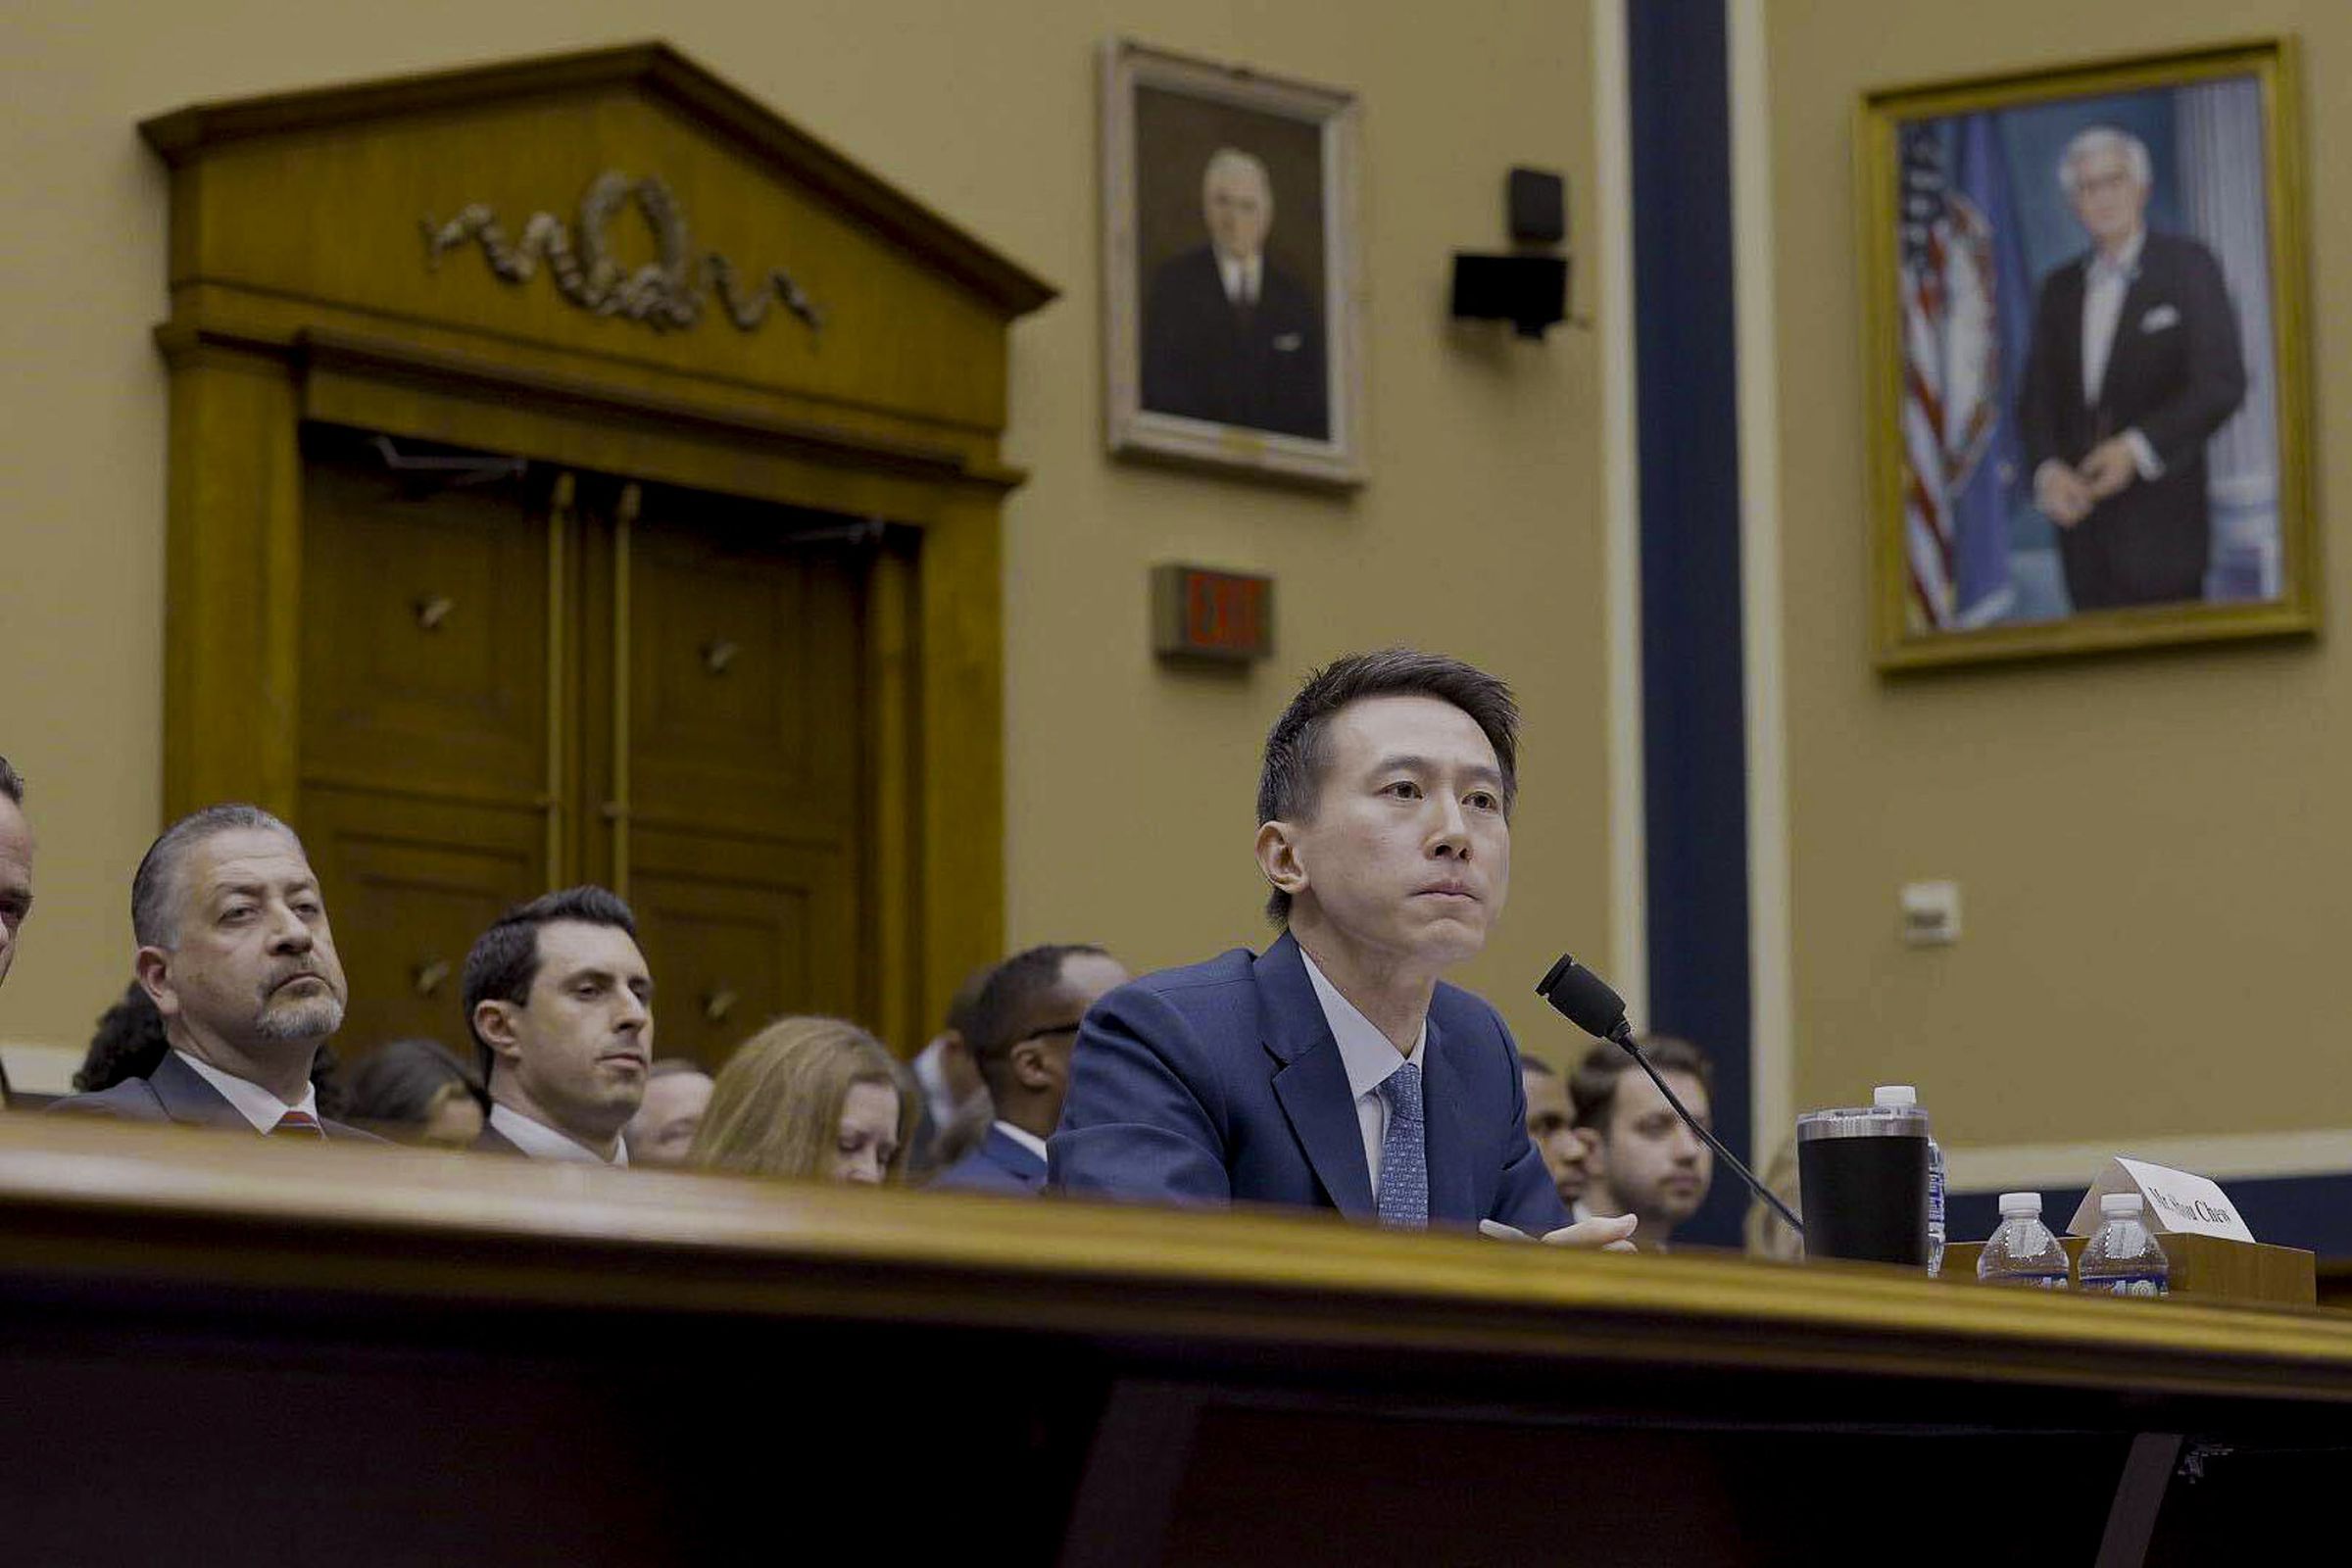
[2017,230,2245,609]
[930,1125,1048,1196]
[1140,245,1329,441]
[47,1050,380,1142]
[1049,932,1567,1233]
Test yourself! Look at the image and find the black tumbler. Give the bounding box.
[1796,1104,1930,1266]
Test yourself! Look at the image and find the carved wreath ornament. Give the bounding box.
[421,171,824,337]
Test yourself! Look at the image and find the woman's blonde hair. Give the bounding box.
[687,1015,914,1182]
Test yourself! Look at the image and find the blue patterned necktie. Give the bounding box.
[1375,1062,1429,1229]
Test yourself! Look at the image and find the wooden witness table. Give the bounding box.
[1,1115,2346,1565]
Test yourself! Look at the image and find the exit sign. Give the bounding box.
[1152,564,1275,663]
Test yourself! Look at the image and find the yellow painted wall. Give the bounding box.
[1765,5,2348,1152]
[0,3,1607,1071]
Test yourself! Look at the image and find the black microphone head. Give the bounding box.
[1536,955,1630,1042]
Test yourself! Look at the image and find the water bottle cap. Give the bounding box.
[2100,1192,2144,1218]
[1997,1191,2042,1217]
[1872,1085,1918,1108]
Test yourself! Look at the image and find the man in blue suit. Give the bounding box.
[934,943,1129,1196]
[1052,650,1635,1246]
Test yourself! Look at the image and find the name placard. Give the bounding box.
[2068,1156,2255,1242]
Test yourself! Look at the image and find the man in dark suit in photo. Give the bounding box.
[464,885,652,1165]
[49,804,374,1141]
[1051,649,1635,1247]
[1140,146,1329,441]
[932,943,1128,1196]
[2019,124,2246,611]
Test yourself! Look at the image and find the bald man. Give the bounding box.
[1140,146,1329,441]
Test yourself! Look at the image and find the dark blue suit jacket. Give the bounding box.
[1050,932,1566,1232]
[930,1125,1048,1196]
[48,1050,380,1142]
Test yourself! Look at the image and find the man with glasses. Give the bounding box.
[932,944,1128,1196]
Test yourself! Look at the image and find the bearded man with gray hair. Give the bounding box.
[51,805,376,1140]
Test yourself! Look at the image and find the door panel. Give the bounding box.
[626,823,859,1071]
[301,787,543,1064]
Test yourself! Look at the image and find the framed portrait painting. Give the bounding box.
[1858,40,2314,670]
[1102,40,1365,487]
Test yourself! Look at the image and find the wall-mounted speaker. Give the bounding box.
[1449,253,1569,340]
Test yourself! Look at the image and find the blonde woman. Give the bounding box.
[688,1016,915,1185]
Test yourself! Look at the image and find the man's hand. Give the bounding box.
[2033,459,2094,528]
[2078,436,2143,501]
[1480,1214,1640,1251]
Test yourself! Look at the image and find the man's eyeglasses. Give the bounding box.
[1009,1020,1087,1048]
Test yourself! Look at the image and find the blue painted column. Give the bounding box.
[1628,0,1752,1249]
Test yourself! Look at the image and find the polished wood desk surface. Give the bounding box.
[2,1109,2346,1402]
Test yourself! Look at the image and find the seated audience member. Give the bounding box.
[688,1016,916,1185]
[1568,1035,1716,1249]
[0,756,28,1106]
[1051,649,1632,1246]
[934,944,1130,1196]
[906,966,994,1179]
[49,805,373,1140]
[465,886,652,1164]
[1744,1138,1802,1263]
[622,1058,714,1167]
[346,1038,488,1149]
[1521,1055,1597,1210]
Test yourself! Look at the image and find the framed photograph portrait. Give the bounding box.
[1102,40,1365,487]
[1858,40,2314,670]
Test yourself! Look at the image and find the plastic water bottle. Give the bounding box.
[2078,1193,2170,1298]
[1977,1192,2070,1289]
[1873,1085,1945,1275]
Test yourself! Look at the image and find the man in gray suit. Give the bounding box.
[51,804,374,1141]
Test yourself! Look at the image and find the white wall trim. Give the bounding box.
[1593,0,1647,1026]
[0,1039,81,1097]
[1947,1130,2352,1192]
[1728,0,1794,1162]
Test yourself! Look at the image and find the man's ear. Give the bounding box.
[1254,820,1306,905]
[1008,1040,1054,1093]
[472,999,525,1065]
[133,946,178,1019]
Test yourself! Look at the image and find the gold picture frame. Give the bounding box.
[1858,39,2315,671]
[1101,39,1366,487]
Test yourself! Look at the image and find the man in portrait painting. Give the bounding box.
[1141,147,1329,441]
[2018,125,2245,611]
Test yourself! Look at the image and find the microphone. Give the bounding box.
[1536,956,1802,1237]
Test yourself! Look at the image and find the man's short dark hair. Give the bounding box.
[966,943,1108,1102]
[131,804,300,949]
[1569,1035,1712,1137]
[1256,649,1520,923]
[461,885,639,1076]
[0,755,24,806]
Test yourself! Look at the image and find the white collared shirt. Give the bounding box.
[2081,227,2145,406]
[174,1049,318,1134]
[994,1120,1050,1165]
[489,1102,628,1166]
[1298,949,1427,1189]
[1217,252,1262,308]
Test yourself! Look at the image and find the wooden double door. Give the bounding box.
[296,425,883,1072]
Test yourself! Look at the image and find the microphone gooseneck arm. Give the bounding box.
[1536,955,1803,1238]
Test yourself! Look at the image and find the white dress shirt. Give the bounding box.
[489,1102,628,1166]
[1217,252,1262,308]
[993,1120,1050,1165]
[174,1049,318,1134]
[1298,949,1427,1189]
[2079,228,2162,479]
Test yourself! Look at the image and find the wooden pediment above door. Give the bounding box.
[142,41,1055,446]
